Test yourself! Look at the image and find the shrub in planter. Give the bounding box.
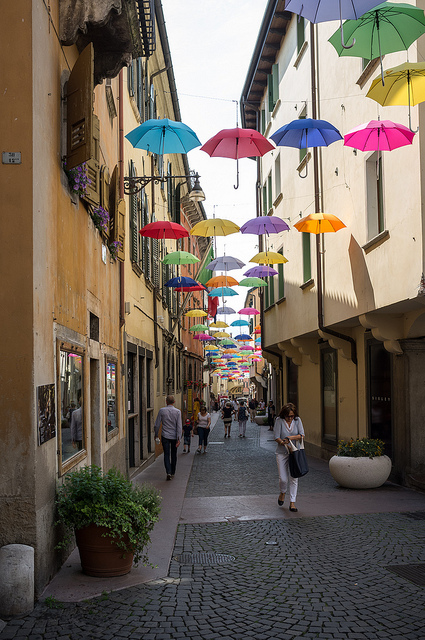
[329,438,391,489]
[55,465,161,573]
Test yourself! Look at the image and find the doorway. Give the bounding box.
[368,340,392,457]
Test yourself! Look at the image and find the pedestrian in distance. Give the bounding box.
[232,397,239,422]
[154,395,182,481]
[267,400,276,430]
[248,397,256,422]
[237,400,248,438]
[182,417,193,453]
[195,405,211,454]
[273,403,305,512]
[221,401,234,438]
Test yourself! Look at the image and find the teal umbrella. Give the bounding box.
[329,3,425,84]
[209,287,238,297]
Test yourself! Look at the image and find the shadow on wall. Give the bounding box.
[348,235,376,310]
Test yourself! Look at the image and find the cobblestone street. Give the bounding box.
[2,417,425,640]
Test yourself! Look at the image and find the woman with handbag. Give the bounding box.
[273,403,305,512]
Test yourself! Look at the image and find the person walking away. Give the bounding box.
[237,400,248,438]
[182,418,193,453]
[273,403,305,512]
[154,395,182,480]
[232,397,239,423]
[248,398,256,422]
[193,396,201,424]
[267,400,276,430]
[195,406,211,454]
[221,401,233,438]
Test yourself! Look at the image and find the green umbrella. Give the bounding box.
[189,323,209,332]
[162,250,200,265]
[239,277,268,287]
[329,3,425,84]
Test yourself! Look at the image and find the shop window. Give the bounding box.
[106,359,118,435]
[58,345,85,471]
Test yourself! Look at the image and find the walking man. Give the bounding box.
[154,395,182,481]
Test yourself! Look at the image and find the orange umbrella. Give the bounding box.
[294,212,346,234]
[206,275,239,287]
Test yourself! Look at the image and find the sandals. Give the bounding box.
[289,503,298,512]
[278,493,285,506]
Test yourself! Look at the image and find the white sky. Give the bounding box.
[161,0,269,334]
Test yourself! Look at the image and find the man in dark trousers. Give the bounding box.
[154,395,182,480]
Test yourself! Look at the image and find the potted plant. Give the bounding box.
[329,438,392,489]
[55,465,161,577]
[254,409,268,426]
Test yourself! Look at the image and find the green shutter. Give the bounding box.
[268,73,274,112]
[262,184,267,216]
[302,233,311,282]
[272,64,279,106]
[261,108,266,134]
[297,17,305,54]
[278,262,285,299]
[264,277,270,308]
[268,173,272,210]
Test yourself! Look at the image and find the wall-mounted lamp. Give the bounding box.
[124,170,205,202]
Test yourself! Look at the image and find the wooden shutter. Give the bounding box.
[66,43,94,171]
[116,199,126,262]
[82,115,100,206]
[108,164,125,262]
[272,64,279,107]
[268,73,274,113]
[152,238,159,286]
[100,165,110,239]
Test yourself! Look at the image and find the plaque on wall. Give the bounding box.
[37,384,56,445]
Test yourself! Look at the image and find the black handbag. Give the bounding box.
[287,438,309,478]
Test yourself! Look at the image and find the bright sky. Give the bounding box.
[161,0,269,333]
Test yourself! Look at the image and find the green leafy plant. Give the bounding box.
[44,595,64,609]
[55,465,161,565]
[337,437,385,459]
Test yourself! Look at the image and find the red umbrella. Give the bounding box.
[201,127,274,189]
[139,221,189,240]
[174,283,207,292]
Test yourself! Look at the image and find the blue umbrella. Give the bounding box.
[165,276,199,288]
[231,319,250,327]
[235,334,253,341]
[209,287,238,297]
[270,119,342,177]
[125,118,201,155]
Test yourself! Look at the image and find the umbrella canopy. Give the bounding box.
[204,345,218,350]
[165,276,199,288]
[206,275,239,287]
[294,213,346,234]
[125,118,201,155]
[217,306,236,314]
[270,118,342,149]
[190,218,240,237]
[234,334,253,341]
[240,215,290,235]
[239,277,268,287]
[253,327,262,334]
[230,319,250,326]
[207,255,245,271]
[240,346,254,351]
[200,127,274,189]
[220,338,237,345]
[250,251,288,265]
[238,308,260,315]
[193,334,215,341]
[244,266,279,277]
[209,287,238,297]
[213,331,231,338]
[174,283,207,292]
[283,0,383,23]
[189,324,210,332]
[185,310,208,317]
[162,250,200,265]
[344,119,415,151]
[139,221,189,240]
[209,321,229,328]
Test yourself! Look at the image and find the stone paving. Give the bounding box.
[1,417,425,639]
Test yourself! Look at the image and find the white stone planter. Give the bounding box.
[329,455,392,489]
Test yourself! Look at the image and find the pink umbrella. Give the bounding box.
[193,334,215,341]
[240,346,254,351]
[344,119,415,151]
[238,308,260,315]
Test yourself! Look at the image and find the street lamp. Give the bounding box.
[124,170,205,202]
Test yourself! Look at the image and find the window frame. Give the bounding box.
[105,356,119,440]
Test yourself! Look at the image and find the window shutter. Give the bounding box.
[109,164,119,240]
[268,73,274,112]
[116,199,126,262]
[127,61,134,97]
[100,165,110,238]
[174,183,181,224]
[82,115,100,206]
[136,58,143,117]
[152,238,159,287]
[130,191,139,263]
[167,163,172,215]
[272,64,279,106]
[66,43,94,171]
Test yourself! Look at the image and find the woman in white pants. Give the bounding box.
[273,403,305,512]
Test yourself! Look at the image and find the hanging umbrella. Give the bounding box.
[139,221,189,240]
[209,321,229,328]
[217,307,236,315]
[239,277,268,287]
[193,334,215,341]
[329,3,425,84]
[238,308,260,315]
[250,251,288,265]
[270,119,342,177]
[244,266,279,277]
[294,213,346,234]
[165,276,199,288]
[162,250,200,265]
[253,327,262,334]
[190,218,240,237]
[204,344,218,350]
[207,255,245,271]
[214,332,231,338]
[206,275,239,287]
[230,319,250,326]
[185,309,208,317]
[235,334,253,341]
[240,215,290,235]
[209,287,238,297]
[366,62,425,130]
[221,338,237,345]
[344,119,415,151]
[201,127,274,189]
[189,324,210,332]
[125,118,201,155]
[240,346,254,351]
[283,0,384,49]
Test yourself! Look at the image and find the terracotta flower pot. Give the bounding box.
[75,524,134,577]
[329,455,392,489]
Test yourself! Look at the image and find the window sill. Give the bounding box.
[362,229,390,254]
[294,41,308,69]
[273,192,283,208]
[265,120,272,137]
[276,296,286,305]
[132,262,142,277]
[300,278,314,290]
[296,152,311,175]
[271,99,281,119]
[106,426,119,442]
[357,58,380,90]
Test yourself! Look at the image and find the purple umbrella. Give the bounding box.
[240,215,290,235]
[207,255,245,271]
[217,306,236,314]
[244,266,278,277]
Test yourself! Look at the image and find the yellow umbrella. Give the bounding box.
[206,275,239,287]
[294,212,346,234]
[214,331,231,338]
[250,250,288,265]
[190,218,240,237]
[185,309,208,318]
[204,345,218,350]
[209,321,229,328]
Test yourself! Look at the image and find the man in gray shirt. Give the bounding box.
[154,395,182,481]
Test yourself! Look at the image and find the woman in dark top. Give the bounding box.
[221,401,234,438]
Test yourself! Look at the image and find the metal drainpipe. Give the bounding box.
[310,22,357,365]
[119,70,125,328]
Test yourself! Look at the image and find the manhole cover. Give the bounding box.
[386,563,425,586]
[174,552,235,565]
[400,512,425,521]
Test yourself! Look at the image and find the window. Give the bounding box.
[267,173,273,212]
[261,108,266,134]
[278,250,285,299]
[262,184,267,216]
[264,277,270,308]
[129,161,141,265]
[135,58,144,119]
[268,63,279,113]
[274,154,281,201]
[59,345,84,468]
[141,193,151,278]
[321,346,338,444]
[106,359,118,434]
[302,233,311,282]
[366,152,384,240]
[109,165,125,261]
[297,17,305,54]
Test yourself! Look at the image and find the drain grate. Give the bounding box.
[174,552,235,565]
[400,511,425,521]
[386,563,425,586]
